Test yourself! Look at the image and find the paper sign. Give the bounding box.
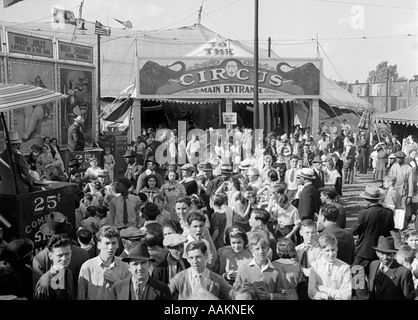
[222,112,237,125]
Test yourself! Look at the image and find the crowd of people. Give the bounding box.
[1,119,418,301]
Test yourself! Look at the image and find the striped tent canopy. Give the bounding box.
[374,105,418,128]
[0,83,67,112]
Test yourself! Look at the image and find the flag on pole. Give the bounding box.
[53,7,77,25]
[3,0,23,8]
[94,20,111,36]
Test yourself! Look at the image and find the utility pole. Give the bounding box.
[268,37,271,57]
[385,68,389,112]
[253,0,259,133]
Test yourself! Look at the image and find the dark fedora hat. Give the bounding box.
[201,163,214,171]
[68,158,80,167]
[145,156,160,166]
[40,212,73,236]
[123,150,137,158]
[359,185,385,200]
[122,242,153,263]
[372,236,398,253]
[142,203,160,218]
[3,238,34,264]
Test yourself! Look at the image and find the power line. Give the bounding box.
[313,0,418,10]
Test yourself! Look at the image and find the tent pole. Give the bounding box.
[0,112,19,195]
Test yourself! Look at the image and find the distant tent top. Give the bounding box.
[374,104,418,128]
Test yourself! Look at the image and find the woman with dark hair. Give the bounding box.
[140,174,160,203]
[42,136,51,152]
[36,145,54,175]
[209,194,227,250]
[162,219,183,238]
[217,225,252,285]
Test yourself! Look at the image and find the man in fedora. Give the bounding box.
[350,185,395,275]
[0,130,34,194]
[297,168,321,222]
[67,116,85,152]
[136,156,162,192]
[67,158,83,191]
[32,212,89,291]
[199,163,223,211]
[389,150,414,229]
[368,236,415,300]
[152,233,190,286]
[110,242,171,300]
[123,149,142,191]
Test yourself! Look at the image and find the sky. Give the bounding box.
[1,0,417,83]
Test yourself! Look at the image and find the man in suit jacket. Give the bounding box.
[296,168,320,221]
[199,163,223,210]
[350,186,395,275]
[152,234,190,285]
[311,156,325,190]
[317,204,355,265]
[169,240,231,300]
[368,236,415,300]
[110,242,171,300]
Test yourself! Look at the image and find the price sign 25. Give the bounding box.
[34,193,62,214]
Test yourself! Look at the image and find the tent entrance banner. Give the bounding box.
[138,57,322,99]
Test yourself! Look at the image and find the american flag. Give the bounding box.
[94,20,111,37]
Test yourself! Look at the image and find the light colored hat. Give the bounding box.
[297,168,315,180]
[8,131,22,144]
[359,185,385,200]
[74,116,85,125]
[163,234,187,248]
[238,159,251,170]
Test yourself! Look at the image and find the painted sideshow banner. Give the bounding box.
[138,57,322,99]
[59,65,93,147]
[0,58,5,152]
[8,59,56,151]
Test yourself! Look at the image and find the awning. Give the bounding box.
[0,83,68,112]
[374,105,418,128]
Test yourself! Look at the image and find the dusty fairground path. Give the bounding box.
[340,170,416,232]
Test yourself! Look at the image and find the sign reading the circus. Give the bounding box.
[138,57,322,99]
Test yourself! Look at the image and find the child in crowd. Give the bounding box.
[383,175,401,211]
[273,237,303,300]
[152,194,171,226]
[103,147,115,183]
[190,194,210,229]
[266,182,287,234]
[308,233,352,300]
[76,228,98,259]
[217,226,253,286]
[295,219,323,300]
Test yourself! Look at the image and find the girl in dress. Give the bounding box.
[140,174,160,203]
[217,225,253,285]
[273,237,303,300]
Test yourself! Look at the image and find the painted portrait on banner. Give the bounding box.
[9,59,55,151]
[59,66,93,146]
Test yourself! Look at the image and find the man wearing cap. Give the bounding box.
[0,131,34,194]
[107,178,143,230]
[152,233,190,285]
[368,236,415,300]
[34,234,76,300]
[350,185,395,275]
[123,150,143,191]
[357,133,369,175]
[389,151,414,229]
[110,242,171,300]
[33,212,89,291]
[297,168,321,222]
[67,116,85,152]
[199,163,223,210]
[311,155,325,190]
[136,156,162,193]
[119,227,146,259]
